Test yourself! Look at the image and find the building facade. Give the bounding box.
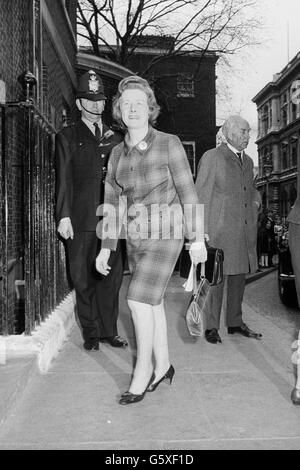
[0,0,78,334]
[253,52,300,217]
[0,1,136,336]
[81,36,218,177]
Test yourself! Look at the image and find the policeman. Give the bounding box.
[55,70,128,350]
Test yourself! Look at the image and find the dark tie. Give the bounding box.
[93,122,101,142]
[237,152,243,165]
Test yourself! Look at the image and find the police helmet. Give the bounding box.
[76,70,107,101]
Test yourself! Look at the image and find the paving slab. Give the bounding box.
[0,271,299,450]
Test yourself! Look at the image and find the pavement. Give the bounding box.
[0,266,300,450]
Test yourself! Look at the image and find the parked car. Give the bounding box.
[277,231,299,307]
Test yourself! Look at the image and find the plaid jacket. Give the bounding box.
[101,127,204,250]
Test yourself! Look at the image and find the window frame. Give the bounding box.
[182,140,196,177]
[176,74,195,98]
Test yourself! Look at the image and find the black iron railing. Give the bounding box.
[0,101,70,335]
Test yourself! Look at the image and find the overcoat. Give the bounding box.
[287,139,300,224]
[287,140,300,303]
[195,143,260,275]
[55,120,123,232]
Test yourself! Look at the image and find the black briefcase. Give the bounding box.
[179,242,224,286]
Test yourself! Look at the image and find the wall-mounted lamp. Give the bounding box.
[17,71,37,103]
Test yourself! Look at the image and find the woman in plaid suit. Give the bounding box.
[96,76,207,405]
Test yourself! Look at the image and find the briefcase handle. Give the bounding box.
[192,262,206,296]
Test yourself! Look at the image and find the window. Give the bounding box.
[262,104,269,135]
[177,74,194,97]
[182,141,196,176]
[281,92,288,127]
[258,150,263,177]
[258,112,262,137]
[281,189,288,217]
[292,103,297,121]
[281,141,289,170]
[291,137,298,167]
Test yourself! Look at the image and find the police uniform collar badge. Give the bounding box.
[103,129,114,140]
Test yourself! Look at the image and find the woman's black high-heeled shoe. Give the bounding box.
[119,389,147,405]
[147,365,175,392]
[119,376,154,405]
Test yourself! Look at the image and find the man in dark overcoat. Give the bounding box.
[287,138,300,404]
[195,115,262,344]
[55,70,127,351]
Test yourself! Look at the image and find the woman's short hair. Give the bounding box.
[112,75,160,128]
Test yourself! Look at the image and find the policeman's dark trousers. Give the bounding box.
[289,223,300,305]
[205,274,246,330]
[66,232,123,342]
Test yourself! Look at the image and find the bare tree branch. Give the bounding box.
[76,0,261,75]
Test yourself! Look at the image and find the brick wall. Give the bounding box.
[45,0,77,67]
[42,26,77,127]
[0,0,29,333]
[0,0,77,334]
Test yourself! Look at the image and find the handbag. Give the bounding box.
[180,242,224,286]
[186,263,210,337]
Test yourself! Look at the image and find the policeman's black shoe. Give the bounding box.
[205,328,222,344]
[291,388,300,405]
[228,323,262,339]
[83,339,99,351]
[100,335,128,348]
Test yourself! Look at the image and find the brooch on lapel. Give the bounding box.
[138,141,147,151]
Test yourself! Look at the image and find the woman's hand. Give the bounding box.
[189,241,207,266]
[95,248,111,276]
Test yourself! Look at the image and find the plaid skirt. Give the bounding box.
[126,237,184,305]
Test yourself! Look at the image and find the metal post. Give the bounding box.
[0,106,8,334]
[24,108,34,334]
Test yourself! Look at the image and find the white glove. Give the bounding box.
[58,217,74,240]
[189,241,207,266]
[95,248,111,276]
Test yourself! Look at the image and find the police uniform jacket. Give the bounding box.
[195,143,260,275]
[55,120,123,232]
